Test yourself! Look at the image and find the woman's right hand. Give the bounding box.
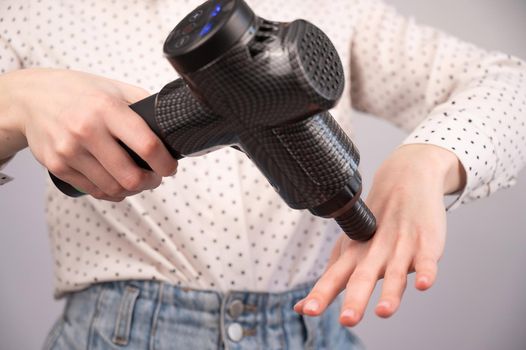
[0,68,178,201]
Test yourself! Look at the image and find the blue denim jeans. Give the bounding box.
[43,280,364,349]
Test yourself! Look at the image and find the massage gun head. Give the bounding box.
[163,0,345,120]
[158,0,376,240]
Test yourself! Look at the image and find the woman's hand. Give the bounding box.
[0,68,178,201]
[294,144,466,326]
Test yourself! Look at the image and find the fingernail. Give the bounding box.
[418,276,429,285]
[340,308,356,321]
[377,300,391,310]
[304,299,320,313]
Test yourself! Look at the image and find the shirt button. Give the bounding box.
[227,323,243,342]
[227,299,244,319]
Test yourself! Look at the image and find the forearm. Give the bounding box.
[349,1,526,207]
[0,71,28,162]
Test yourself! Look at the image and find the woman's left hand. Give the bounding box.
[293,144,466,327]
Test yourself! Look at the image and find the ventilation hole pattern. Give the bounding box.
[297,24,344,99]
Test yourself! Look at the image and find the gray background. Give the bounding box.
[1,0,525,349]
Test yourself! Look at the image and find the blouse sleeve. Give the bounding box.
[0,1,28,184]
[349,0,526,209]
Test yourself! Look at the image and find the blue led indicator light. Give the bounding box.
[200,23,213,36]
[211,5,222,17]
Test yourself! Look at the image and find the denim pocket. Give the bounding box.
[300,314,319,350]
[111,285,140,346]
[42,317,65,350]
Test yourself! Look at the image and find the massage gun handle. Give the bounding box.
[49,94,183,197]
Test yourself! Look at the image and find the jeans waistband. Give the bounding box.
[99,279,316,312]
[52,279,362,350]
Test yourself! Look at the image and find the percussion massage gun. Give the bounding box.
[51,0,377,240]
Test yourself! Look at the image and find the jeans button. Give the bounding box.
[227,323,243,342]
[227,299,244,319]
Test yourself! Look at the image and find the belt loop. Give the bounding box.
[219,291,230,350]
[301,314,316,350]
[149,282,165,350]
[112,285,140,346]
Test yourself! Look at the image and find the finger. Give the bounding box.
[375,261,413,318]
[48,161,98,195]
[49,163,124,202]
[340,259,384,327]
[414,254,439,291]
[101,98,178,177]
[299,250,359,317]
[293,298,307,314]
[324,235,345,272]
[83,131,163,193]
[374,234,414,318]
[299,235,351,315]
[69,150,143,197]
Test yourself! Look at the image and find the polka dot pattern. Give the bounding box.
[0,0,524,296]
[347,0,525,208]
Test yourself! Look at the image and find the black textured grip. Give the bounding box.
[154,79,232,155]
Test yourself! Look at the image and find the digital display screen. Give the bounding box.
[199,4,223,37]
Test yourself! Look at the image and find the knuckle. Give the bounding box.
[71,117,94,139]
[47,158,69,177]
[121,171,146,192]
[68,111,98,140]
[416,254,438,268]
[384,267,408,283]
[54,137,77,159]
[138,135,161,158]
[164,160,178,177]
[105,182,126,197]
[90,190,106,200]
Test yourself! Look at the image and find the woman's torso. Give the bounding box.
[11,0,359,296]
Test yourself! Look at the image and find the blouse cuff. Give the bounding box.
[0,156,14,186]
[401,113,498,211]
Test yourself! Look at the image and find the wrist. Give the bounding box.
[396,144,466,195]
[0,70,29,159]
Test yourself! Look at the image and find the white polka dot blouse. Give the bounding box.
[0,0,524,296]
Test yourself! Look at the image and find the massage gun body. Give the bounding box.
[53,0,376,240]
[153,19,360,210]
